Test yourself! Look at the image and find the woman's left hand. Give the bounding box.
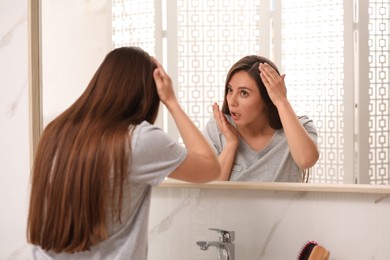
[212,103,239,145]
[259,63,287,107]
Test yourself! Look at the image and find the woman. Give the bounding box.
[204,55,319,182]
[27,47,220,259]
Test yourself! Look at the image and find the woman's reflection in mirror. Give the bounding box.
[204,55,319,182]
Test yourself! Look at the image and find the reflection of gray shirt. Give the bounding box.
[203,115,317,182]
[32,121,187,260]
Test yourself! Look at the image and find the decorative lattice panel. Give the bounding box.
[112,0,155,54]
[281,1,345,183]
[368,1,390,184]
[177,0,262,130]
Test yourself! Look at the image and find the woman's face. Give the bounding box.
[226,71,266,127]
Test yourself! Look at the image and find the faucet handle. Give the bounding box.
[209,228,235,243]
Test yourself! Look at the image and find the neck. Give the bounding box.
[237,118,274,138]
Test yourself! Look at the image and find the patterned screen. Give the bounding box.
[368,0,390,184]
[177,0,262,130]
[281,1,345,183]
[112,0,156,54]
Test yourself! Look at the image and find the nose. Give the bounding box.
[227,92,238,107]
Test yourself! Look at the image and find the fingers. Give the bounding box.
[259,62,277,76]
[153,67,162,85]
[259,63,286,89]
[212,103,223,127]
[152,57,167,83]
[151,57,176,104]
[152,58,174,88]
[259,63,287,85]
[259,63,279,84]
[151,56,162,71]
[152,58,163,85]
[152,57,168,78]
[259,63,288,106]
[212,103,230,130]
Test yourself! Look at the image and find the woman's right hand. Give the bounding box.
[152,58,177,106]
[151,58,221,183]
[212,103,239,145]
[212,103,239,180]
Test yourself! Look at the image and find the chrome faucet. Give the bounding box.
[196,228,235,260]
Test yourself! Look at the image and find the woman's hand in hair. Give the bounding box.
[152,58,178,107]
[152,58,221,182]
[259,62,287,108]
[259,63,319,169]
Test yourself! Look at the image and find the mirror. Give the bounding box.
[40,0,111,125]
[29,0,390,190]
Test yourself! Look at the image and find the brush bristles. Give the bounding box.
[297,241,318,260]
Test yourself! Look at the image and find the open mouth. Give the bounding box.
[230,112,241,119]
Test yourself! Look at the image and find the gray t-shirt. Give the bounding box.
[32,121,187,260]
[203,115,317,182]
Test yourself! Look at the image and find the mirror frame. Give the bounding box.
[28,0,390,194]
[28,0,42,166]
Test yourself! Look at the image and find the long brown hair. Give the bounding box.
[222,55,283,129]
[27,47,159,253]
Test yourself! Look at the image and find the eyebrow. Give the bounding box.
[227,85,255,92]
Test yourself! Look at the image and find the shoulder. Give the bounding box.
[298,115,312,124]
[298,115,317,134]
[133,121,158,136]
[204,116,218,134]
[132,121,173,147]
[298,115,314,127]
[130,121,187,184]
[203,114,234,138]
[205,114,234,129]
[205,115,217,127]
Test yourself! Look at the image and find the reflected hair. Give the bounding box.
[222,55,283,129]
[27,47,159,253]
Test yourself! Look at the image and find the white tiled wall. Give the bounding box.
[1,1,390,260]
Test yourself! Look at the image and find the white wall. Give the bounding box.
[1,1,390,260]
[149,187,390,260]
[0,0,30,259]
[0,0,110,259]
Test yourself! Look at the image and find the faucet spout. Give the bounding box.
[197,228,235,260]
[196,241,235,260]
[196,241,209,250]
